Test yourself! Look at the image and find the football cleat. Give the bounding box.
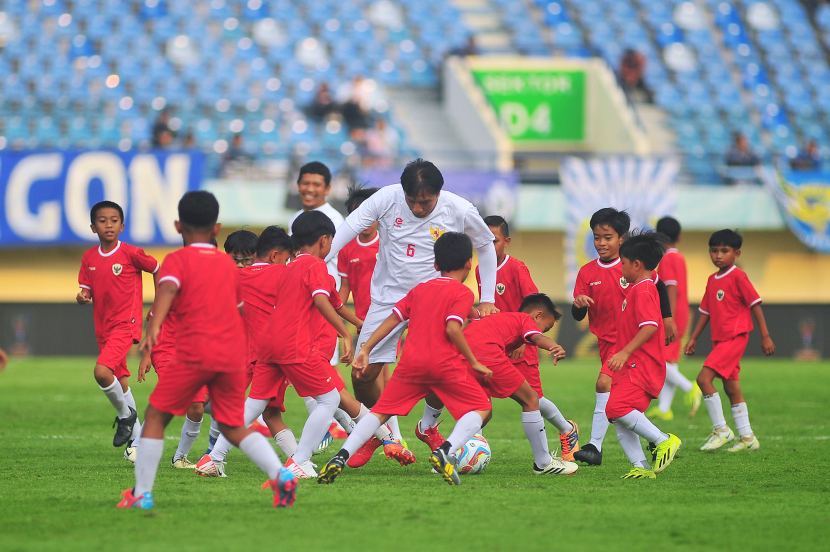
[346,437,382,468]
[262,467,298,507]
[429,446,461,486]
[285,457,317,479]
[124,443,136,464]
[645,406,674,421]
[317,453,347,485]
[415,421,445,451]
[117,488,154,509]
[621,467,656,479]
[558,420,580,461]
[249,420,271,438]
[313,431,334,455]
[685,383,703,417]
[700,427,735,451]
[204,435,217,456]
[328,422,349,439]
[652,434,681,473]
[171,456,196,469]
[382,439,417,466]
[727,434,760,452]
[195,454,226,477]
[573,443,602,465]
[113,407,138,448]
[533,455,579,475]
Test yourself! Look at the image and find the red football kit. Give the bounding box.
[605,278,666,419]
[78,241,159,378]
[315,273,345,363]
[239,262,286,382]
[149,307,207,405]
[148,243,247,426]
[372,277,491,420]
[255,254,344,399]
[699,265,761,380]
[657,248,689,363]
[337,234,379,321]
[463,312,543,399]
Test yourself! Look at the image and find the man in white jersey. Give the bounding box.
[325,159,499,414]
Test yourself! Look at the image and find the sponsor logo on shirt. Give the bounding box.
[717,290,725,301]
[429,225,446,241]
[589,280,601,286]
[112,263,123,276]
[622,299,627,311]
[496,283,506,295]
[350,258,361,263]
[89,267,96,271]
[394,217,403,228]
[620,277,629,289]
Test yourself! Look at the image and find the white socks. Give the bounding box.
[273,429,298,458]
[522,410,551,467]
[666,363,693,392]
[731,402,752,438]
[333,408,356,435]
[446,411,483,452]
[210,397,269,462]
[420,403,443,432]
[238,432,281,480]
[387,416,403,441]
[293,389,339,464]
[704,393,728,430]
[613,421,650,469]
[539,397,573,434]
[134,437,164,497]
[123,387,142,441]
[658,382,677,413]
[342,414,382,456]
[100,380,130,418]
[588,392,610,451]
[173,417,202,462]
[616,411,669,445]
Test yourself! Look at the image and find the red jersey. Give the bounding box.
[258,254,331,364]
[316,273,345,358]
[240,262,286,364]
[78,241,159,341]
[337,234,379,320]
[393,277,475,384]
[657,248,689,334]
[573,257,659,344]
[157,243,245,372]
[615,278,665,398]
[149,308,175,367]
[463,312,542,361]
[699,265,761,342]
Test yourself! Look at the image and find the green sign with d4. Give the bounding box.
[472,69,586,143]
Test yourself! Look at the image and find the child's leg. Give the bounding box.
[134,405,173,497]
[210,397,269,462]
[698,367,729,430]
[588,373,612,450]
[203,401,222,444]
[445,409,490,452]
[293,389,340,464]
[666,362,693,393]
[338,389,395,441]
[338,412,392,457]
[219,424,282,480]
[512,383,552,467]
[724,380,753,438]
[538,396,574,435]
[419,393,445,432]
[615,410,669,446]
[121,377,142,442]
[96,364,130,418]
[173,402,204,462]
[657,380,677,413]
[612,420,650,469]
[263,408,298,458]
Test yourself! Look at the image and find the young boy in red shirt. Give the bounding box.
[224,229,258,268]
[607,231,682,479]
[317,232,493,487]
[77,200,159,452]
[337,185,380,324]
[685,229,774,452]
[120,191,296,509]
[648,216,702,420]
[571,208,675,466]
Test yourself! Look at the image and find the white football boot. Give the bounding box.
[285,458,318,479]
[700,427,735,451]
[727,434,760,452]
[533,455,579,475]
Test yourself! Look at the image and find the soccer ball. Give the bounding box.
[455,434,491,475]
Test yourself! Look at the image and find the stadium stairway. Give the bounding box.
[453,0,516,54]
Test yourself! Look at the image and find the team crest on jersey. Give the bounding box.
[622,299,627,311]
[496,283,506,295]
[112,263,123,276]
[429,225,446,241]
[620,277,629,289]
[717,290,725,301]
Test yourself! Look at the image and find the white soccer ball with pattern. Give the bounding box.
[455,434,491,475]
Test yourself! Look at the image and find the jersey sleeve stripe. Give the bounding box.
[158,275,181,288]
[392,307,405,321]
[152,262,160,274]
[663,280,678,285]
[639,321,659,327]
[311,289,330,297]
[699,308,709,315]
[337,271,349,278]
[78,284,90,289]
[523,330,542,341]
[446,315,464,324]
[749,298,762,307]
[237,301,244,308]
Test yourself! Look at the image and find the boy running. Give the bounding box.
[120,191,296,509]
[77,200,159,452]
[685,229,774,452]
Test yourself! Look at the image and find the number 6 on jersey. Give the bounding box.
[406,244,415,257]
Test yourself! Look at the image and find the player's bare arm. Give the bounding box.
[664,316,677,345]
[76,288,92,305]
[530,334,566,365]
[656,280,675,344]
[478,302,499,316]
[684,312,710,355]
[573,295,594,309]
[446,320,492,381]
[137,350,153,384]
[751,304,775,356]
[352,313,400,372]
[608,324,658,372]
[509,344,526,360]
[140,280,178,355]
[335,303,363,330]
[313,294,354,365]
[338,276,351,307]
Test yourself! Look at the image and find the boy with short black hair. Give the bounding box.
[685,229,774,452]
[608,230,682,479]
[224,229,258,267]
[121,191,296,509]
[77,200,159,453]
[338,185,381,323]
[317,232,493,486]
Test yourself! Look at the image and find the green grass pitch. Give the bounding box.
[1,356,827,551]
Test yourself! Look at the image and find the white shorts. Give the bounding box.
[359,301,408,365]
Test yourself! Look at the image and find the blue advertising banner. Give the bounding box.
[0,150,204,247]
[762,168,830,254]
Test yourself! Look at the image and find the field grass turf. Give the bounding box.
[0,356,828,551]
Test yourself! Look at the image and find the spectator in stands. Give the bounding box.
[341,77,371,131]
[450,36,480,57]
[307,83,337,122]
[790,140,820,171]
[620,48,652,103]
[365,119,400,167]
[221,134,253,175]
[151,109,175,148]
[182,131,195,149]
[725,133,760,167]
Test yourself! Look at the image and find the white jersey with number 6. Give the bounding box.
[341,184,495,305]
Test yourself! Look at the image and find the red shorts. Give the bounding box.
[598,338,615,377]
[149,365,246,426]
[96,332,136,379]
[248,362,289,412]
[154,360,208,405]
[245,360,256,388]
[606,373,652,419]
[373,374,491,420]
[512,357,543,398]
[470,358,526,399]
[276,355,345,398]
[705,333,748,381]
